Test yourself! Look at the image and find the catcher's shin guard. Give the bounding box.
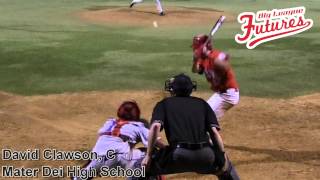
[217,161,240,180]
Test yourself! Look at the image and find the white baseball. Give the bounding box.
[153,21,158,28]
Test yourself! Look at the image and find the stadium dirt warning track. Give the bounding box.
[0,91,319,179]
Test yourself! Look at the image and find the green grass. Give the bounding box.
[0,0,319,97]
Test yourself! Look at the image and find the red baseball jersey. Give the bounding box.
[198,50,239,92]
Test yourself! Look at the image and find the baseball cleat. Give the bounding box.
[129,2,135,8]
[159,12,165,16]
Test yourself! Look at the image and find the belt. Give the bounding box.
[99,132,130,142]
[219,88,239,93]
[175,142,210,150]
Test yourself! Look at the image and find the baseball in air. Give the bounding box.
[153,21,158,28]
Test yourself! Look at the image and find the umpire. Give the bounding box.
[141,73,239,180]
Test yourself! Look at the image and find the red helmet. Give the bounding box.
[117,101,140,121]
[192,34,212,51]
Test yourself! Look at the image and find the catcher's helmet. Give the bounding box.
[192,34,212,51]
[117,101,140,121]
[165,73,197,97]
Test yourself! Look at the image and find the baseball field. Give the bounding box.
[0,0,319,179]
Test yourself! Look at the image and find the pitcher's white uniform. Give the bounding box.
[130,0,164,15]
[73,118,149,180]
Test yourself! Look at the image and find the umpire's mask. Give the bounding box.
[165,73,197,97]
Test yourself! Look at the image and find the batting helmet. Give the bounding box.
[117,101,140,121]
[192,34,212,51]
[165,73,197,97]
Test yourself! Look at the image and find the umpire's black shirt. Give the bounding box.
[151,96,220,145]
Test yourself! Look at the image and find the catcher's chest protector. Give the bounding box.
[111,119,129,137]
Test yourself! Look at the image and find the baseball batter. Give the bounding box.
[192,34,239,119]
[130,0,165,16]
[73,101,162,180]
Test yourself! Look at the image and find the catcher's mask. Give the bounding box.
[165,73,197,97]
[117,101,140,121]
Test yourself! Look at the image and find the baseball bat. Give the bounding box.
[205,16,226,45]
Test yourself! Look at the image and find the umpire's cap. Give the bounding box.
[165,73,197,96]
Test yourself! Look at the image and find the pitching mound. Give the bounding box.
[79,6,236,27]
[1,91,319,179]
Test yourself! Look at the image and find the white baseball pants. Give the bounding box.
[131,0,164,13]
[207,88,240,119]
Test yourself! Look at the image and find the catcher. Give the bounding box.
[141,74,240,180]
[192,34,240,119]
[73,101,164,180]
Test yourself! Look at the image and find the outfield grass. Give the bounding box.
[0,0,319,97]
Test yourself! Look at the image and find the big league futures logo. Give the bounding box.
[235,6,314,49]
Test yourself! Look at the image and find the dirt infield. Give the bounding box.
[79,6,236,27]
[0,91,319,179]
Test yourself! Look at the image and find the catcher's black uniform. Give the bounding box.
[147,96,240,180]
